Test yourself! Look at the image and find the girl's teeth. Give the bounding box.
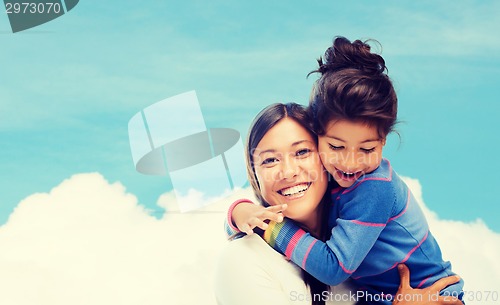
[280,184,309,196]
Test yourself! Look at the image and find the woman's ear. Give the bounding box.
[381,138,386,146]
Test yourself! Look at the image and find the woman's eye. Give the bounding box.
[262,158,278,165]
[329,144,344,150]
[360,147,376,153]
[296,148,311,157]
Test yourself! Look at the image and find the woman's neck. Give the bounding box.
[298,208,322,238]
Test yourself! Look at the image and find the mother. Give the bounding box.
[214,103,461,305]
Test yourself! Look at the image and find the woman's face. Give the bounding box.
[252,118,328,224]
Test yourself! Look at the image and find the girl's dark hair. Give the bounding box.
[308,36,398,138]
[245,102,330,305]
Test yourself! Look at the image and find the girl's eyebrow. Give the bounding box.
[326,135,380,144]
[326,135,346,142]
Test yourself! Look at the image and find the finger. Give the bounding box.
[239,223,253,235]
[248,217,269,231]
[261,210,284,223]
[428,275,461,292]
[266,204,287,213]
[397,264,411,289]
[256,220,269,231]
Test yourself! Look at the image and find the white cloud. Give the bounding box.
[402,176,500,298]
[0,173,498,305]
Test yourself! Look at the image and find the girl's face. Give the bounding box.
[253,118,328,224]
[317,120,386,188]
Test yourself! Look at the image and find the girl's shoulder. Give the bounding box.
[348,158,395,189]
[336,159,402,204]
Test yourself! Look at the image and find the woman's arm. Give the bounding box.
[393,264,462,305]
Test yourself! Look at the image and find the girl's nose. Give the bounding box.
[342,152,358,171]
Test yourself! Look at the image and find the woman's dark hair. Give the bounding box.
[308,36,398,139]
[245,102,330,305]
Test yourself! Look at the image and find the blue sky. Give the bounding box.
[1,1,499,231]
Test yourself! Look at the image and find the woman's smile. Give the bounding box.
[277,182,312,199]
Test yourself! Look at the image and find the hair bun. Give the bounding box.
[315,36,386,76]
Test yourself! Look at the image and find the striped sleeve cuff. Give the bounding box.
[224,199,255,238]
[263,219,305,259]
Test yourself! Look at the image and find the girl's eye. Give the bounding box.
[360,147,376,154]
[329,144,344,150]
[262,157,278,165]
[296,148,311,157]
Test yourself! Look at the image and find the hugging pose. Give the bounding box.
[215,36,464,305]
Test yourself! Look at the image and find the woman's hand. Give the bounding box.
[232,202,287,235]
[393,264,462,305]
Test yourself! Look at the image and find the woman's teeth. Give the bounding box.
[278,183,310,196]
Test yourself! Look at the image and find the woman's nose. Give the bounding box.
[279,158,299,179]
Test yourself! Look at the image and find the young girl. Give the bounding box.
[226,37,464,304]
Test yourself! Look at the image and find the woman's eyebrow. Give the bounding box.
[258,149,276,156]
[257,140,314,156]
[291,140,315,146]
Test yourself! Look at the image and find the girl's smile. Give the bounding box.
[318,120,386,188]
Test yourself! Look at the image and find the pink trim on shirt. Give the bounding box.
[226,199,255,232]
[341,160,393,195]
[331,187,343,194]
[351,220,387,227]
[285,230,306,259]
[302,239,318,269]
[389,190,410,222]
[400,231,429,263]
[338,259,356,274]
[352,231,430,280]
[416,276,430,288]
[342,174,393,195]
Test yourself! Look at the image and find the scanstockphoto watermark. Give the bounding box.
[290,290,395,303]
[290,290,499,303]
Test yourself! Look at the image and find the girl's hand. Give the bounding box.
[393,264,462,305]
[232,202,287,235]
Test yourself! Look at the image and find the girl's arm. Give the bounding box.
[224,199,287,237]
[263,180,395,285]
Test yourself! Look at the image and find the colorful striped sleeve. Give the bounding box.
[263,179,396,286]
[262,219,352,285]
